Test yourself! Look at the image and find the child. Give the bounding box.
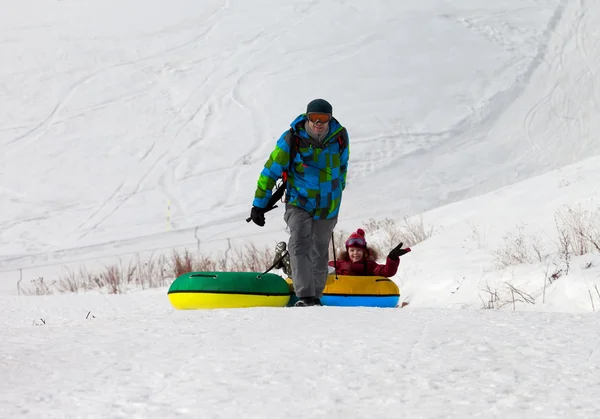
[271,228,411,278]
[328,229,411,277]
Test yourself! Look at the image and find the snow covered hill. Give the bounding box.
[401,153,600,312]
[3,1,600,417]
[3,0,599,274]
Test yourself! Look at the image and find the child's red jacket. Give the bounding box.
[328,256,399,277]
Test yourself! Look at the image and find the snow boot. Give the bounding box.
[294,297,322,307]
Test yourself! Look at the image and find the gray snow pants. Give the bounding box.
[284,204,337,298]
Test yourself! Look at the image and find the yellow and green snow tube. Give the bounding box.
[168,271,291,309]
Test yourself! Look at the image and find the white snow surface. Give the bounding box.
[3,291,600,418]
[2,0,600,417]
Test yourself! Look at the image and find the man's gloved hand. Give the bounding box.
[388,242,411,260]
[249,206,266,227]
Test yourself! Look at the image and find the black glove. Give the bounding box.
[249,206,266,227]
[388,242,411,260]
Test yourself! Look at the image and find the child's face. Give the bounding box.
[348,247,365,262]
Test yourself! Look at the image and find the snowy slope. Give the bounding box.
[4,0,600,272]
[348,0,600,221]
[400,153,600,312]
[2,291,600,418]
[3,1,600,417]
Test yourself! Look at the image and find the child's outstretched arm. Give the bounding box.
[372,242,412,277]
[372,257,400,277]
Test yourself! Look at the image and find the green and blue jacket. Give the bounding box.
[253,114,349,219]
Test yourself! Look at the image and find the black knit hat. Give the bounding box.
[306,98,332,115]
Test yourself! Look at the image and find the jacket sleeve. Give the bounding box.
[340,130,349,191]
[253,131,292,208]
[371,257,400,278]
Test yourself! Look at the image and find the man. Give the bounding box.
[249,98,349,307]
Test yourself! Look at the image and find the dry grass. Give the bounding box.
[479,281,536,310]
[554,205,600,256]
[491,224,547,269]
[492,205,600,271]
[21,215,430,296]
[21,243,277,296]
[363,215,434,250]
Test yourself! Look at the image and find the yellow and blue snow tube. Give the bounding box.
[168,271,291,309]
[285,274,400,308]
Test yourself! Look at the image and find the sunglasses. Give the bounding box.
[346,237,366,247]
[307,112,331,124]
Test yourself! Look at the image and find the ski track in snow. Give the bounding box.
[347,0,565,186]
[522,0,591,156]
[348,0,600,219]
[61,4,231,240]
[5,72,99,152]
